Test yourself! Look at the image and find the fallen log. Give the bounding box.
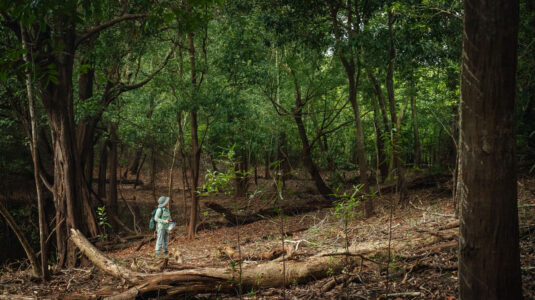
[71,226,457,298]
[94,234,152,251]
[70,229,148,283]
[204,201,326,226]
[92,179,144,185]
[377,174,450,194]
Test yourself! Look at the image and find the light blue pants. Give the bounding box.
[155,228,169,255]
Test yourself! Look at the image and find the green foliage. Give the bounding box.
[96,206,111,241]
[333,185,367,221]
[197,146,238,196]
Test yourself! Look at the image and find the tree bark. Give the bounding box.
[185,25,204,239]
[458,0,522,299]
[293,108,333,200]
[187,111,201,239]
[129,148,143,175]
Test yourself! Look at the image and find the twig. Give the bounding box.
[409,201,455,218]
[381,291,421,298]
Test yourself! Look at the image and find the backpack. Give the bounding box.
[149,207,161,230]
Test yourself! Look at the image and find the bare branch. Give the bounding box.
[75,14,147,49]
[120,41,179,92]
[310,120,353,148]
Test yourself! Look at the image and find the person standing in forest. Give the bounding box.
[154,196,172,256]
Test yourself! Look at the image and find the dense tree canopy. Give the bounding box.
[0,0,532,297]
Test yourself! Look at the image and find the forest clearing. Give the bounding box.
[1,0,534,299]
[0,172,531,299]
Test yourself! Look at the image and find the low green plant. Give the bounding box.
[96,206,111,241]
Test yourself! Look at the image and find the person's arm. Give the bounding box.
[153,208,165,224]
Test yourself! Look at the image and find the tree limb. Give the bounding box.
[75,14,148,49]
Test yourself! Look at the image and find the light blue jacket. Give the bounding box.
[154,207,171,230]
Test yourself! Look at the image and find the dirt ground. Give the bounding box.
[0,173,533,299]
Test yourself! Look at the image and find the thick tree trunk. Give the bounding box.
[129,148,143,175]
[37,22,99,266]
[458,0,522,299]
[45,85,80,267]
[74,61,100,241]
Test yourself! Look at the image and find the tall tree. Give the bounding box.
[458,0,522,298]
[327,0,373,217]
[1,0,152,266]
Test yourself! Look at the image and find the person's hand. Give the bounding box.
[166,219,170,224]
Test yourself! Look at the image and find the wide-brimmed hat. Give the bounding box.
[158,196,170,208]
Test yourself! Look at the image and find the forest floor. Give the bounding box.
[0,173,534,299]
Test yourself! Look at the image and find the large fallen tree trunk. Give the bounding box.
[70,222,458,299]
[378,174,451,194]
[204,201,330,226]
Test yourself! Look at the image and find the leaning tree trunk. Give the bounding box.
[458,0,522,299]
[293,109,333,200]
[0,203,41,279]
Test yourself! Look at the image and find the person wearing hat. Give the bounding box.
[154,196,172,256]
